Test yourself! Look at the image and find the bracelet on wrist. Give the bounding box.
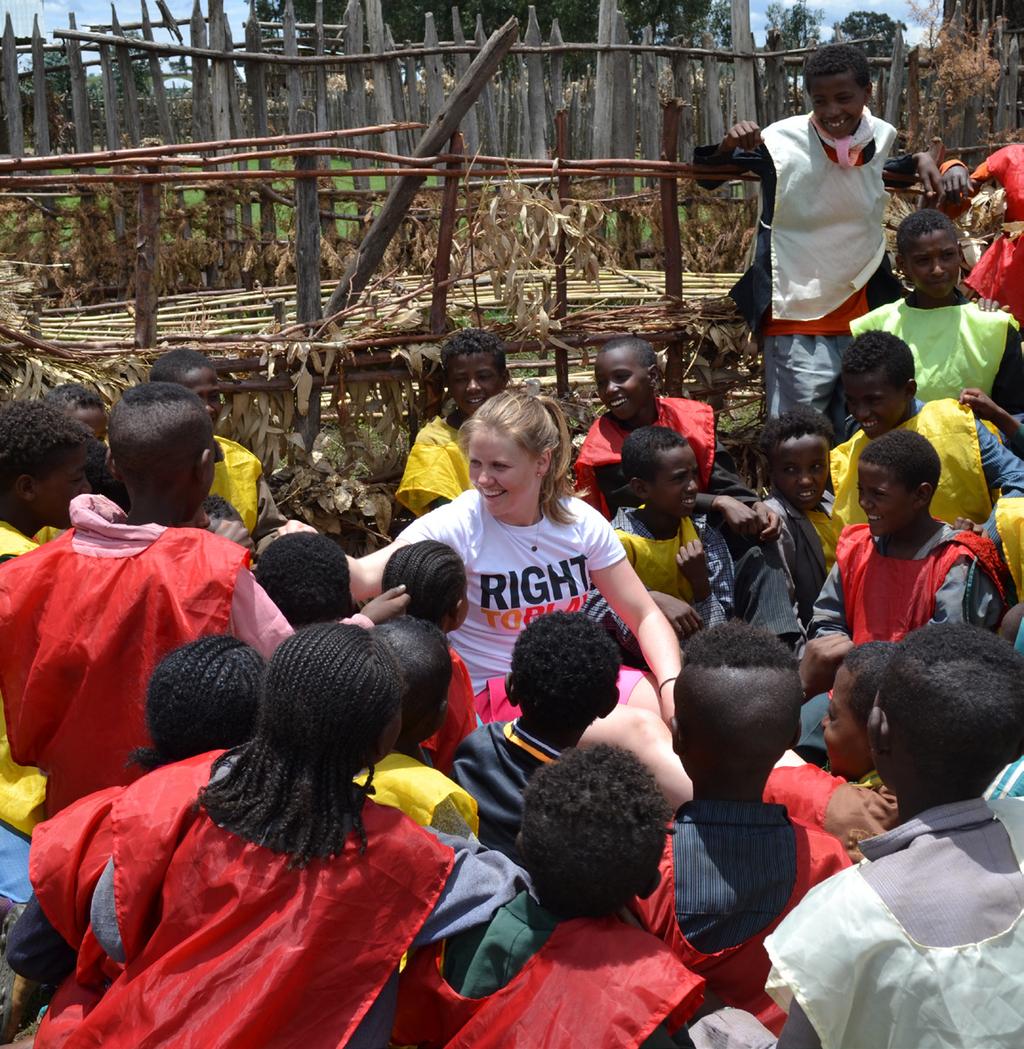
[658,676,678,692]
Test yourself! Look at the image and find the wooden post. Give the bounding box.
[423,14,447,121]
[548,19,564,122]
[474,15,500,154]
[135,177,160,348]
[245,0,276,240]
[701,33,724,146]
[314,0,329,136]
[405,53,422,126]
[450,8,479,155]
[430,130,463,335]
[31,16,49,157]
[639,26,659,177]
[593,0,616,158]
[99,43,121,151]
[343,0,370,190]
[884,26,906,130]
[730,0,757,122]
[295,109,323,450]
[553,108,570,397]
[671,51,694,162]
[141,0,175,143]
[283,0,302,132]
[66,14,93,155]
[385,25,412,156]
[323,16,518,316]
[365,0,399,162]
[190,0,212,144]
[907,46,921,144]
[209,0,233,143]
[661,99,685,396]
[523,6,547,157]
[764,28,786,125]
[111,8,142,145]
[612,7,634,198]
[2,15,23,158]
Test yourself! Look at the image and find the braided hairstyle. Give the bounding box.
[133,636,264,771]
[199,623,401,865]
[381,540,466,627]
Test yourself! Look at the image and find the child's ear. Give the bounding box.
[867,697,890,761]
[629,477,649,501]
[440,594,470,634]
[670,714,685,759]
[13,473,36,503]
[106,446,124,483]
[911,481,935,511]
[905,378,918,402]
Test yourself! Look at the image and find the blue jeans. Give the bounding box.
[0,820,31,904]
[764,333,851,435]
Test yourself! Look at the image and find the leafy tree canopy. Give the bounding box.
[835,10,906,56]
[764,0,824,49]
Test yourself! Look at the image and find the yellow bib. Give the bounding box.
[851,299,1017,404]
[831,400,993,527]
[211,436,262,534]
[0,529,49,835]
[615,516,700,602]
[996,496,1024,597]
[806,509,841,572]
[355,752,479,835]
[396,417,471,517]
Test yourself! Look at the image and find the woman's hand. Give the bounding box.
[676,540,711,602]
[721,120,762,153]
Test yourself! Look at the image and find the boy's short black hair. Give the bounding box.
[620,425,689,483]
[254,532,353,627]
[841,331,915,388]
[149,347,214,384]
[678,622,802,759]
[107,383,213,484]
[509,612,621,735]
[203,493,244,524]
[759,405,834,456]
[879,624,1024,795]
[43,383,104,412]
[840,641,895,725]
[84,436,130,510]
[804,43,871,90]
[520,744,670,918]
[598,335,658,368]
[860,429,941,491]
[896,208,959,258]
[0,400,90,487]
[440,329,506,373]
[375,618,452,739]
[382,540,466,627]
[133,635,264,771]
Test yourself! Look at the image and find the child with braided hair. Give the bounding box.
[8,636,265,1044]
[17,623,525,1049]
[382,539,476,772]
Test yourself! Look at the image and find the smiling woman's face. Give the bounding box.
[468,427,549,526]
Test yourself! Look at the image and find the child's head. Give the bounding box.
[107,383,215,522]
[857,430,939,538]
[841,331,917,438]
[381,539,468,632]
[824,641,895,780]
[895,209,961,304]
[804,44,871,140]
[149,347,222,424]
[594,336,660,425]
[0,401,91,531]
[759,406,834,513]
[620,426,700,519]
[508,612,620,742]
[44,383,108,440]
[440,329,509,421]
[134,635,264,771]
[999,602,1024,649]
[872,623,1024,808]
[375,618,453,753]
[84,436,130,510]
[254,532,353,627]
[673,622,802,794]
[200,623,403,863]
[199,494,253,552]
[519,744,669,918]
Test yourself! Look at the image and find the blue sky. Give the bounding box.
[40,1,927,48]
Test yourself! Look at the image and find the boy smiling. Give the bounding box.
[851,209,1024,412]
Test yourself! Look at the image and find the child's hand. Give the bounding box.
[276,519,319,537]
[913,151,944,203]
[953,517,985,534]
[721,120,762,153]
[800,634,853,698]
[360,585,410,625]
[677,539,711,601]
[975,297,1006,312]
[959,387,1018,440]
[941,162,971,202]
[650,591,703,638]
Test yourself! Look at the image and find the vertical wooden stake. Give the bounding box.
[661,99,685,396]
[2,15,23,158]
[430,131,463,336]
[295,110,323,451]
[135,176,160,349]
[553,108,570,399]
[66,14,93,155]
[31,16,49,157]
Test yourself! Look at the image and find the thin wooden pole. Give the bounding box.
[2,15,23,158]
[430,131,463,335]
[135,176,160,348]
[661,99,684,396]
[553,109,571,397]
[66,14,93,155]
[31,17,50,158]
[294,109,323,449]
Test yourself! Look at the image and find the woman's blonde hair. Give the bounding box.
[460,391,576,525]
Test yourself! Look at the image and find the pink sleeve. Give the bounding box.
[228,568,294,659]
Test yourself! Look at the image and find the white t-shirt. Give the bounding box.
[400,490,626,691]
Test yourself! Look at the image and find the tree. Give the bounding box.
[764,0,824,49]
[835,11,906,56]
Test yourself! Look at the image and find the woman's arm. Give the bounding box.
[591,559,681,723]
[347,542,408,603]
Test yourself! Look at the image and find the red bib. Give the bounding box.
[763,765,846,830]
[575,398,716,518]
[422,648,478,775]
[42,753,453,1049]
[0,528,248,814]
[632,819,849,1034]
[394,913,705,1048]
[836,524,1006,644]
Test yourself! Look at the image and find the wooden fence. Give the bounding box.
[4,0,1022,167]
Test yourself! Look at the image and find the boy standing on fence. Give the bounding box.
[694,43,943,431]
